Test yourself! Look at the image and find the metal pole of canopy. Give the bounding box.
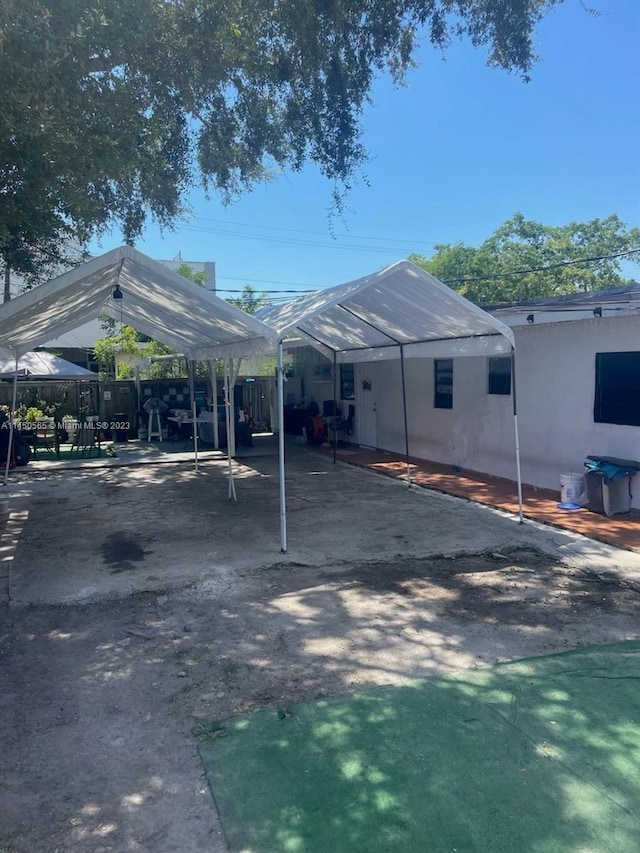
[399,344,411,487]
[228,359,238,460]
[3,357,19,486]
[209,361,220,449]
[134,365,141,423]
[332,351,338,464]
[511,348,524,524]
[188,360,198,472]
[224,360,237,501]
[277,340,287,553]
[224,359,236,461]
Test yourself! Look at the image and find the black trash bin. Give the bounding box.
[113,412,129,442]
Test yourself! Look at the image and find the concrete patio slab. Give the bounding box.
[4,438,640,608]
[2,439,640,853]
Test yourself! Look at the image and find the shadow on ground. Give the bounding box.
[197,642,640,853]
[1,545,639,852]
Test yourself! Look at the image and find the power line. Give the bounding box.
[217,248,640,296]
[216,287,316,294]
[190,215,444,248]
[217,274,317,287]
[180,223,415,254]
[213,248,640,305]
[442,249,640,285]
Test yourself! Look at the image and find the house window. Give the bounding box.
[594,352,640,426]
[340,363,355,400]
[434,359,453,409]
[487,357,512,395]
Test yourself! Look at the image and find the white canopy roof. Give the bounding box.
[0,246,278,361]
[258,260,514,362]
[0,351,98,381]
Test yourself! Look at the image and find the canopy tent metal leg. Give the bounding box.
[512,349,524,524]
[3,358,19,486]
[332,351,338,464]
[134,365,141,424]
[209,361,220,449]
[277,340,287,553]
[227,358,242,461]
[399,344,411,487]
[188,360,199,472]
[224,360,237,501]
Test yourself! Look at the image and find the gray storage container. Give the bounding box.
[584,456,639,516]
[585,471,632,516]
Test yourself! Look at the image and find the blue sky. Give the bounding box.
[92,0,640,299]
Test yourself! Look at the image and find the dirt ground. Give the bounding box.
[1,445,640,853]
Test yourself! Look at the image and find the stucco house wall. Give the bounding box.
[358,313,640,507]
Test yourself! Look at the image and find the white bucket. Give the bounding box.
[560,473,585,505]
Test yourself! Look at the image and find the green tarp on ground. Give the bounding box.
[33,446,111,461]
[197,641,640,853]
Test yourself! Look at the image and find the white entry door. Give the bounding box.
[354,366,377,448]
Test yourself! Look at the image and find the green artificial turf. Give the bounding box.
[34,445,111,461]
[197,641,640,853]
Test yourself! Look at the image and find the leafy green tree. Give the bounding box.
[411,214,640,304]
[0,202,87,302]
[226,284,268,315]
[174,263,208,288]
[1,0,563,278]
[93,325,142,380]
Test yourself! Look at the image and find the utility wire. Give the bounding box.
[441,249,640,285]
[216,248,639,297]
[180,222,418,254]
[194,215,442,247]
[217,274,316,287]
[216,287,315,294]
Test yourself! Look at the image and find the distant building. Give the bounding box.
[159,258,216,292]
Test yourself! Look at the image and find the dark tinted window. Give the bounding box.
[340,363,355,400]
[488,357,512,395]
[434,359,453,409]
[594,352,640,426]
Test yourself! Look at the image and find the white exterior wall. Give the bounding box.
[371,356,516,478]
[366,314,640,507]
[513,316,640,504]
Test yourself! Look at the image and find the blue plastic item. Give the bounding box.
[584,456,640,483]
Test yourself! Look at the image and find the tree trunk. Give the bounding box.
[3,265,10,303]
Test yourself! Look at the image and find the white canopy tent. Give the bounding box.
[0,245,275,361]
[0,246,278,486]
[0,351,98,381]
[259,260,523,551]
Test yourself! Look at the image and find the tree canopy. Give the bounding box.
[1,0,562,283]
[226,284,268,315]
[173,263,209,288]
[410,213,640,305]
